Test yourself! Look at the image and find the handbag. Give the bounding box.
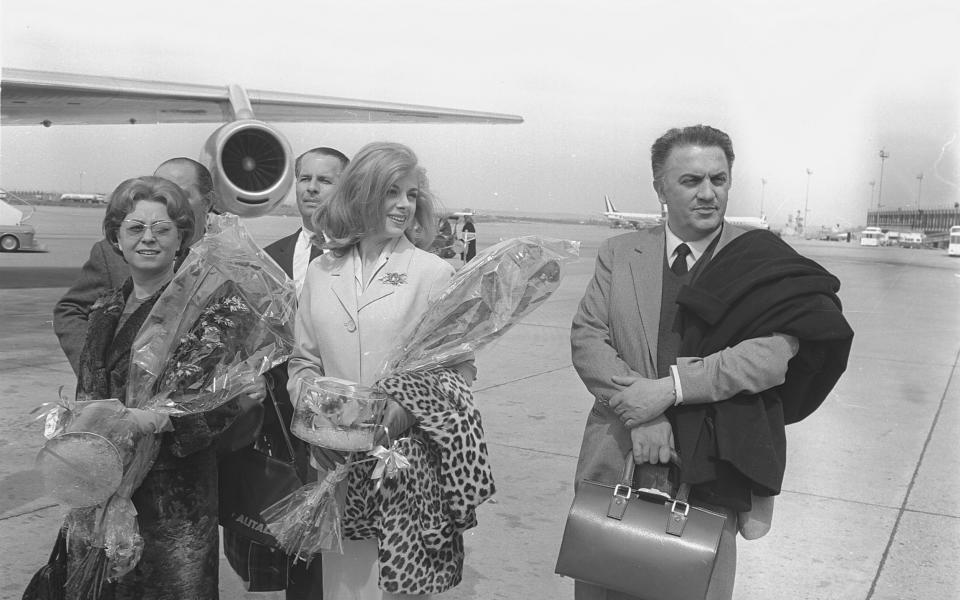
[555,453,727,600]
[219,385,303,547]
[22,529,67,600]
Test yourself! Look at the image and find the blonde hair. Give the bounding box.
[317,142,438,256]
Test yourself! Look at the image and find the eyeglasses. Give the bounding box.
[119,219,177,238]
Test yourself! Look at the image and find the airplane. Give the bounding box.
[725,214,770,230]
[602,196,770,230]
[1,68,523,218]
[602,195,664,228]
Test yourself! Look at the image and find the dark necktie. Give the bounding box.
[671,243,691,276]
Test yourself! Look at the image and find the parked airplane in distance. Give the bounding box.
[602,195,769,230]
[602,195,664,228]
[1,68,522,218]
[725,214,770,230]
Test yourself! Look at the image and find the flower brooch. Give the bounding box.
[379,272,407,286]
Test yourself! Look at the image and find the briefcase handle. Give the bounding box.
[617,451,690,504]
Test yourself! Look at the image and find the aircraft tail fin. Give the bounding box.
[604,195,616,213]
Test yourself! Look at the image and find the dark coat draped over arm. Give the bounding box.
[671,229,854,510]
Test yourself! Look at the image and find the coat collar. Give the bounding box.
[328,235,419,322]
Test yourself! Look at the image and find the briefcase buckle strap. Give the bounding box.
[607,484,632,519]
[666,500,690,536]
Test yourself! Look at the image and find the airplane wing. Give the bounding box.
[1,68,524,126]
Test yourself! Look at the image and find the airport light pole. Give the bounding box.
[916,173,923,209]
[877,149,889,227]
[803,169,812,235]
[868,180,876,226]
[760,178,767,217]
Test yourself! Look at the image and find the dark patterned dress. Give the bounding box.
[67,279,238,600]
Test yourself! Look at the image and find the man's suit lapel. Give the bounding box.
[628,226,665,369]
[265,229,300,279]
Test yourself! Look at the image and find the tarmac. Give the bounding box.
[1,209,959,599]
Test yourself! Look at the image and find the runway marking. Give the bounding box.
[866,341,960,599]
[473,364,572,393]
[0,502,59,522]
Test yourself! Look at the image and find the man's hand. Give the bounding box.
[608,375,675,426]
[629,415,675,464]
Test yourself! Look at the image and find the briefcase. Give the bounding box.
[555,454,726,600]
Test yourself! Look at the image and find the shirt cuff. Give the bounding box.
[670,365,684,406]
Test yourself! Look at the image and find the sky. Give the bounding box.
[2,0,958,229]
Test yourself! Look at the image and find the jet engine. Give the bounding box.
[200,118,293,218]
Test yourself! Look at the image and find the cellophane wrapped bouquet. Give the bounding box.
[128,214,297,414]
[262,236,579,561]
[37,215,297,596]
[36,396,170,598]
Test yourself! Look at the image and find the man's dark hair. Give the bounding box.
[295,147,350,177]
[651,125,735,183]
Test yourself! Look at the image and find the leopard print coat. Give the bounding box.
[341,368,495,595]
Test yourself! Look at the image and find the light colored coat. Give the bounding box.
[288,235,455,392]
[570,223,747,486]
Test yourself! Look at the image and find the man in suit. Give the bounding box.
[54,157,216,374]
[570,125,851,600]
[223,147,348,599]
[266,147,350,294]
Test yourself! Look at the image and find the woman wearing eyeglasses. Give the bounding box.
[64,176,264,599]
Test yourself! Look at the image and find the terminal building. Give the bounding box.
[865,206,960,247]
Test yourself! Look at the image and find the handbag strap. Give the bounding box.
[265,380,297,462]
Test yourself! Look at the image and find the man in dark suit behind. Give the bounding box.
[224,146,348,599]
[53,157,215,374]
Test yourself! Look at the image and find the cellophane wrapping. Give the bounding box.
[378,235,580,378]
[260,462,350,562]
[265,236,578,557]
[127,214,297,414]
[36,398,170,597]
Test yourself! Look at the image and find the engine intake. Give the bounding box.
[201,120,293,217]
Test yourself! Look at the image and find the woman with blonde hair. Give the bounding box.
[289,142,490,598]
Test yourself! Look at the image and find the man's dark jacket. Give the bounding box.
[670,229,854,511]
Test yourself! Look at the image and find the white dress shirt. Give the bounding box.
[664,224,722,272]
[292,228,319,296]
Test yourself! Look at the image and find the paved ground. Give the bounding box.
[1,208,958,599]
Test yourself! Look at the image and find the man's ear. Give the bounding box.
[652,179,663,201]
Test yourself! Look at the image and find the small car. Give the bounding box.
[0,222,40,251]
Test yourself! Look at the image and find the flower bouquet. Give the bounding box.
[128,214,297,414]
[263,236,579,558]
[35,397,172,598]
[379,235,580,376]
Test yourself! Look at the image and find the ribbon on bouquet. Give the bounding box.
[351,428,417,492]
[30,386,73,439]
